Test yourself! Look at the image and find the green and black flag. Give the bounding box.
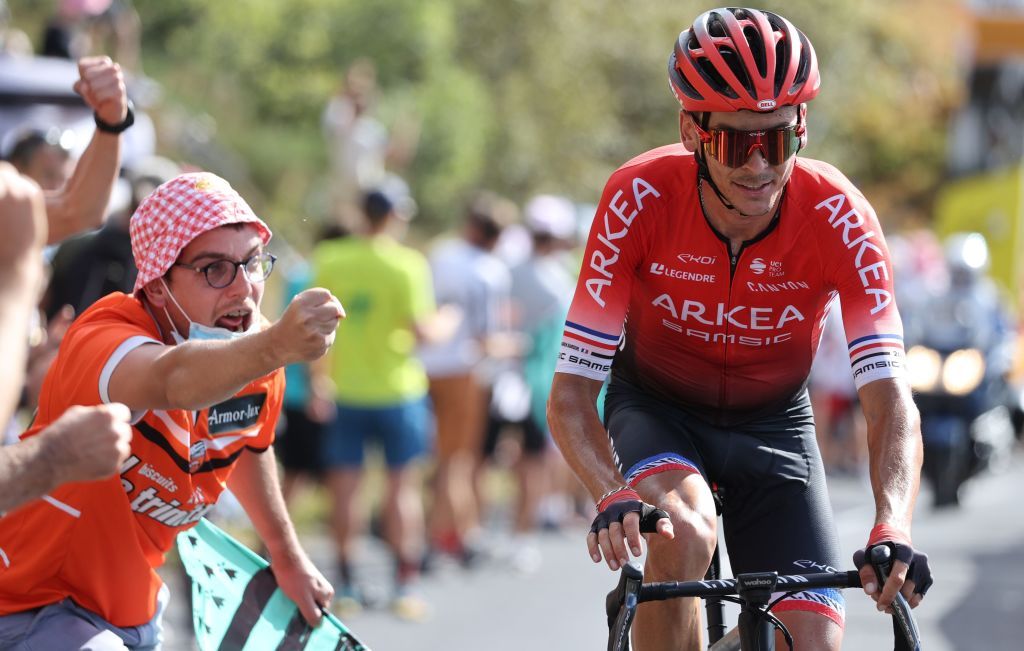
[176,518,370,651]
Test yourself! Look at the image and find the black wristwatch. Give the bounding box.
[94,100,135,134]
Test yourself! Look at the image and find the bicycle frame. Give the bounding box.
[605,546,922,651]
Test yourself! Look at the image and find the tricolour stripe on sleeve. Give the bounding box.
[848,333,905,389]
[554,321,621,381]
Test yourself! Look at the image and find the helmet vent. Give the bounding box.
[789,32,812,95]
[698,52,740,100]
[743,26,768,78]
[708,15,728,38]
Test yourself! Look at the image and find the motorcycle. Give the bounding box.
[907,344,1016,507]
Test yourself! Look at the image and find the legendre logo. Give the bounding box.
[207,393,266,434]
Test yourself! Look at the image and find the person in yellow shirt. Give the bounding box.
[311,187,436,619]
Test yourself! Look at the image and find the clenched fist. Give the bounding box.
[270,288,345,365]
[41,403,133,483]
[74,56,128,126]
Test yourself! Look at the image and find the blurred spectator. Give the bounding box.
[44,155,179,321]
[921,233,1015,361]
[4,127,75,191]
[274,224,349,506]
[322,58,418,229]
[0,1,32,56]
[311,187,436,620]
[85,0,143,75]
[41,0,97,60]
[484,195,578,570]
[809,300,866,476]
[41,0,142,73]
[420,191,516,564]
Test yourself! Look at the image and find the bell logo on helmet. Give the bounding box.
[757,99,777,111]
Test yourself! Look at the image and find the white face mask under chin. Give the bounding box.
[160,279,258,343]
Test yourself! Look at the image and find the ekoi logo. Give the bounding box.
[750,258,767,275]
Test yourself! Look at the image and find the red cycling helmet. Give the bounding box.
[668,7,820,113]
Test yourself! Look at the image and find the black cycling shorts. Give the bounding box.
[603,378,846,625]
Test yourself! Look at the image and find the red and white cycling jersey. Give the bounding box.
[557,145,905,424]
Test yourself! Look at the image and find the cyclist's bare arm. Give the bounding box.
[44,57,128,244]
[108,289,343,412]
[858,377,924,607]
[548,372,673,569]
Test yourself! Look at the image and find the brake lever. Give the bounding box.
[869,544,923,651]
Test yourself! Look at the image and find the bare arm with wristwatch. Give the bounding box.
[45,56,133,244]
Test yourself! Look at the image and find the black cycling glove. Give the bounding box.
[853,525,934,596]
[589,487,669,535]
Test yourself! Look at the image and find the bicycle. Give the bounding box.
[606,544,922,650]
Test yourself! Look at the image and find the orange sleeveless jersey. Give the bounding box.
[0,292,283,627]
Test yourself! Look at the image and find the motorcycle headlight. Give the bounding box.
[942,348,986,396]
[907,346,942,391]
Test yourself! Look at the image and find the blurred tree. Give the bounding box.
[9,0,964,243]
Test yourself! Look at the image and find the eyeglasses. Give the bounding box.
[172,252,277,289]
[692,120,803,168]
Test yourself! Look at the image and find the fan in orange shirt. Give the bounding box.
[0,172,345,649]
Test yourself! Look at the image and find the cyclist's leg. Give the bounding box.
[604,382,717,651]
[634,470,717,651]
[718,400,845,650]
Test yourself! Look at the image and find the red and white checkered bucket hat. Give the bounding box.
[130,172,272,291]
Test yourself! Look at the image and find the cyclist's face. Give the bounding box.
[702,107,799,218]
[161,224,266,335]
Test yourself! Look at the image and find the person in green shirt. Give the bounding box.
[311,187,436,620]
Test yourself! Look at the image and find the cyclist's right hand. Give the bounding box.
[588,486,673,570]
[271,288,345,364]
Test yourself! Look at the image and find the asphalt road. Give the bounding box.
[160,447,1024,650]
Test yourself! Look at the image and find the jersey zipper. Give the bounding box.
[720,241,746,413]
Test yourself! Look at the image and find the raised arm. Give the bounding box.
[0,163,46,423]
[108,289,344,412]
[44,56,129,244]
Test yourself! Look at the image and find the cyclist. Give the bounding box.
[548,8,932,650]
[0,172,344,649]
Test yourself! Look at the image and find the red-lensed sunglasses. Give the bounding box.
[691,118,804,168]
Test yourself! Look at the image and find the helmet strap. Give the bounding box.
[684,110,740,212]
[695,149,739,211]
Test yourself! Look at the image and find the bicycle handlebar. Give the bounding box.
[636,569,863,602]
[606,552,924,651]
[870,544,923,651]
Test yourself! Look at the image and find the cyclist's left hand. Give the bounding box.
[271,553,334,627]
[854,524,933,612]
